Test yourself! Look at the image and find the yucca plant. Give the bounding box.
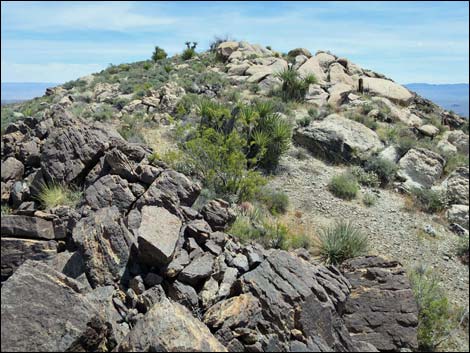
[317,220,368,265]
[37,183,82,209]
[276,66,317,101]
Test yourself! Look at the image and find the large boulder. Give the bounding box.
[201,199,236,231]
[288,48,312,58]
[361,77,413,104]
[398,148,445,189]
[84,174,136,213]
[136,205,182,267]
[40,106,122,184]
[341,256,419,351]
[1,261,103,352]
[1,238,57,281]
[116,297,227,352]
[1,157,24,182]
[297,56,327,83]
[217,41,240,61]
[443,167,469,205]
[447,204,469,230]
[73,206,136,288]
[293,114,383,163]
[1,215,55,240]
[224,250,359,351]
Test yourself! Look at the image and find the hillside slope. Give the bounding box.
[1,41,469,352]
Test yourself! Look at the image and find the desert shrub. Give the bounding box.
[182,41,197,61]
[37,183,82,209]
[443,152,469,175]
[1,204,11,215]
[364,156,398,186]
[118,113,146,143]
[349,166,380,187]
[317,220,368,265]
[229,207,307,250]
[164,64,173,73]
[410,187,446,213]
[328,173,359,200]
[257,187,289,215]
[348,112,378,130]
[409,267,453,351]
[143,62,151,70]
[88,104,114,121]
[456,236,469,265]
[308,108,319,119]
[297,116,312,127]
[275,66,317,102]
[152,46,167,61]
[112,97,130,110]
[362,192,377,207]
[63,78,87,90]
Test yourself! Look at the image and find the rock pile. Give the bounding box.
[1,106,419,352]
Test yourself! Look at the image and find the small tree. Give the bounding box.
[152,46,167,61]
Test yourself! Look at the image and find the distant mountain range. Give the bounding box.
[1,82,468,118]
[405,83,469,118]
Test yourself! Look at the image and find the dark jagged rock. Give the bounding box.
[116,297,227,352]
[201,198,236,231]
[1,237,57,281]
[73,206,136,288]
[1,156,24,181]
[1,261,101,352]
[1,215,55,240]
[341,256,419,352]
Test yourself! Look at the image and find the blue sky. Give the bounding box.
[1,1,468,84]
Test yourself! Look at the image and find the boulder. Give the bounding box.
[398,148,445,189]
[1,261,102,352]
[288,48,312,58]
[341,256,419,351]
[315,51,336,69]
[1,215,55,240]
[418,124,440,137]
[84,174,136,213]
[447,204,469,230]
[328,62,355,86]
[116,297,227,352]
[73,206,136,288]
[201,199,236,231]
[1,238,57,281]
[179,252,215,286]
[293,114,383,163]
[328,83,354,106]
[305,84,329,106]
[136,206,182,267]
[40,106,122,184]
[441,130,469,155]
[152,170,201,207]
[297,56,326,83]
[217,41,240,61]
[1,157,24,182]
[361,77,413,104]
[378,145,401,163]
[444,167,469,205]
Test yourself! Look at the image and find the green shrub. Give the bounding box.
[317,220,368,265]
[275,66,317,102]
[409,267,453,351]
[62,78,87,90]
[364,157,398,186]
[182,41,197,60]
[348,112,378,130]
[456,236,469,265]
[297,116,312,127]
[88,104,114,121]
[349,166,380,187]
[257,187,289,215]
[410,187,446,213]
[152,46,167,61]
[1,204,12,215]
[308,108,319,119]
[443,152,469,175]
[164,64,173,73]
[328,173,359,200]
[37,183,82,209]
[143,62,151,70]
[362,192,377,207]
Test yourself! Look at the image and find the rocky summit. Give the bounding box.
[1,40,469,352]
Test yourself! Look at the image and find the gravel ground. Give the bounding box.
[269,146,469,313]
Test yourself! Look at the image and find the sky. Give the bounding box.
[1,1,469,84]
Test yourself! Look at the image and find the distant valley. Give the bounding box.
[405,83,469,118]
[1,82,59,105]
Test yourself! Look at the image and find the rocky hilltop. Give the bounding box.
[1,40,468,352]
